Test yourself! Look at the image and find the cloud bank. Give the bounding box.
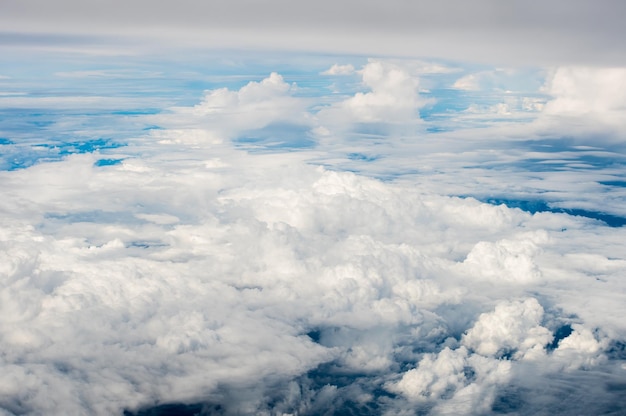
[1,133,625,415]
[1,52,626,414]
[2,0,626,65]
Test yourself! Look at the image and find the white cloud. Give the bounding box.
[462,298,552,359]
[390,346,469,402]
[1,146,624,414]
[389,346,512,414]
[1,57,626,415]
[543,67,626,114]
[54,69,163,79]
[317,61,429,135]
[451,69,534,92]
[453,73,482,91]
[461,231,548,284]
[348,61,423,123]
[321,64,355,76]
[153,72,313,143]
[553,324,608,370]
[0,95,153,110]
[541,67,626,125]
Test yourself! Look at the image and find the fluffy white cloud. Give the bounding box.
[533,66,626,137]
[152,72,313,142]
[543,67,626,116]
[390,347,470,402]
[1,146,624,414]
[389,346,512,414]
[321,64,355,76]
[462,298,552,359]
[317,60,428,133]
[2,58,626,415]
[553,324,608,370]
[461,231,548,284]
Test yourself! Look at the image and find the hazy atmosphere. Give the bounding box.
[1,1,625,415]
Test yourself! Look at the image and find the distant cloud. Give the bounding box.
[453,73,482,91]
[54,69,163,79]
[528,66,626,140]
[542,67,626,119]
[317,60,430,133]
[2,0,625,65]
[321,64,355,76]
[152,72,314,142]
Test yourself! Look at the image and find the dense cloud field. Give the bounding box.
[1,1,626,414]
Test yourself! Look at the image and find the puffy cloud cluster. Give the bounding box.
[0,137,624,414]
[388,297,614,414]
[151,72,313,145]
[318,60,427,131]
[1,56,626,415]
[149,61,431,148]
[389,346,512,414]
[461,232,548,284]
[449,65,626,140]
[537,66,626,137]
[463,298,553,362]
[543,67,626,117]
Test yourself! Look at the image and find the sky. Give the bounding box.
[1,1,626,415]
[2,0,626,65]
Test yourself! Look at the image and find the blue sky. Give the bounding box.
[1,1,626,415]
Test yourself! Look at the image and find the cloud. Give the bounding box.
[321,64,355,76]
[453,73,482,91]
[462,298,552,359]
[497,66,626,142]
[0,95,154,110]
[2,0,626,66]
[452,68,542,93]
[1,142,625,414]
[543,67,626,114]
[151,72,314,143]
[317,61,429,136]
[541,67,626,124]
[460,232,548,284]
[54,70,163,79]
[389,346,512,414]
[553,324,608,369]
[1,54,626,415]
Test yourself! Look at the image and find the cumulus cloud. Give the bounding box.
[152,72,313,144]
[553,324,608,370]
[538,67,626,134]
[317,60,429,137]
[462,298,552,359]
[346,61,423,123]
[461,232,548,284]
[320,64,355,76]
[2,54,626,415]
[1,141,625,414]
[389,346,512,414]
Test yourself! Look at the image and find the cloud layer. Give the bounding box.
[1,52,626,414]
[1,138,625,414]
[2,0,626,65]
